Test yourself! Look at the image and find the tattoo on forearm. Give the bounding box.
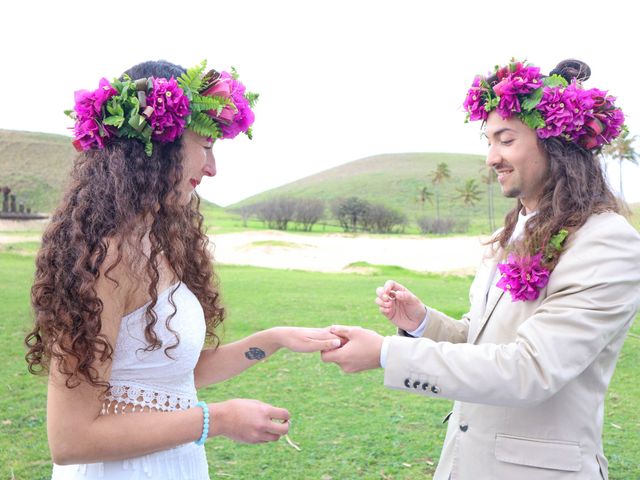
[245,347,266,360]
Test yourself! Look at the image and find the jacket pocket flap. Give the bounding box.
[495,434,582,472]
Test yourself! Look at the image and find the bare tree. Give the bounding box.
[331,197,370,232]
[294,198,325,231]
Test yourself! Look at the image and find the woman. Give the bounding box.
[322,59,640,479]
[25,59,341,479]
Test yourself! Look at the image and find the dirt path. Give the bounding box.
[208,230,487,274]
[0,221,487,274]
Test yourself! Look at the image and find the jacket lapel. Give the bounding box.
[468,260,506,344]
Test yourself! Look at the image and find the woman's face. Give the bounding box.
[177,129,217,206]
[484,111,549,214]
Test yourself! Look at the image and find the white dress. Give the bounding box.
[52,282,210,480]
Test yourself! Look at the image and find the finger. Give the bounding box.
[393,290,413,302]
[269,407,290,422]
[321,348,343,363]
[329,325,352,338]
[384,279,401,293]
[260,432,281,443]
[375,286,385,298]
[378,306,392,316]
[308,338,342,351]
[266,419,290,436]
[374,297,386,307]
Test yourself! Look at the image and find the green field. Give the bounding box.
[1,248,638,479]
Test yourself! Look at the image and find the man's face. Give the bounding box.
[484,111,549,213]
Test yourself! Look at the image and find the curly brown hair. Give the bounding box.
[25,61,224,390]
[489,61,621,269]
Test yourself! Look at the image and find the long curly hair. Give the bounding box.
[490,60,622,268]
[25,61,225,390]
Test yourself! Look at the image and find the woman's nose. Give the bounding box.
[203,153,217,177]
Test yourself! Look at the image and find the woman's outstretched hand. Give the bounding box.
[210,399,290,444]
[272,326,342,353]
[375,280,426,332]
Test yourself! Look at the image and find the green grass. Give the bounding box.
[1,250,639,479]
[0,129,75,213]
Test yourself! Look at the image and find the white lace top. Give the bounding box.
[52,282,210,480]
[104,281,206,414]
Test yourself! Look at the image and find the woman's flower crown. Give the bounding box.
[66,61,258,156]
[463,60,624,150]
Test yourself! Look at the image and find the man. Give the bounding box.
[322,59,640,479]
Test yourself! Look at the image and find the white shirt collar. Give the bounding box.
[511,209,536,242]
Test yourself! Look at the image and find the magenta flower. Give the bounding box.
[463,76,489,121]
[496,252,550,302]
[200,72,255,139]
[574,88,624,149]
[219,72,255,139]
[201,78,236,124]
[72,78,118,151]
[146,77,190,143]
[493,64,542,97]
[492,64,542,119]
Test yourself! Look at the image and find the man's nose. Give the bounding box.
[486,144,500,168]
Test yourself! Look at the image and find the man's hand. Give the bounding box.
[375,280,426,332]
[320,325,384,373]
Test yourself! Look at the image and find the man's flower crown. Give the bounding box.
[463,60,624,150]
[66,61,258,156]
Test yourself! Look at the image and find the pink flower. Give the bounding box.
[497,252,550,302]
[575,88,624,149]
[146,77,190,143]
[201,77,237,124]
[201,72,255,139]
[463,76,489,121]
[492,64,542,119]
[72,78,118,151]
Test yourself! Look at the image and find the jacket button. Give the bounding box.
[431,385,440,394]
[459,423,468,432]
[421,382,429,390]
[413,380,421,389]
[404,378,411,388]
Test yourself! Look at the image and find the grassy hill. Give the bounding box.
[230,152,517,233]
[0,129,75,213]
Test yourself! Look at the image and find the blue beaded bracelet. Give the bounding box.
[194,401,209,446]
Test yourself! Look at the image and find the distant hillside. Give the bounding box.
[231,152,516,231]
[0,129,75,213]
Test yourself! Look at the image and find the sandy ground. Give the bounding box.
[0,219,487,274]
[207,230,486,275]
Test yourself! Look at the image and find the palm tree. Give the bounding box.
[430,162,451,220]
[417,186,434,211]
[480,167,497,232]
[455,179,482,208]
[603,130,639,199]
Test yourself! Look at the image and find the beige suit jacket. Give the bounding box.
[384,212,640,480]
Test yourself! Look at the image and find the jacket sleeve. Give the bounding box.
[384,214,640,407]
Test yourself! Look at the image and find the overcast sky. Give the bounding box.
[2,0,638,205]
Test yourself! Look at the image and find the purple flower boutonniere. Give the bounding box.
[497,252,550,302]
[497,229,569,302]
